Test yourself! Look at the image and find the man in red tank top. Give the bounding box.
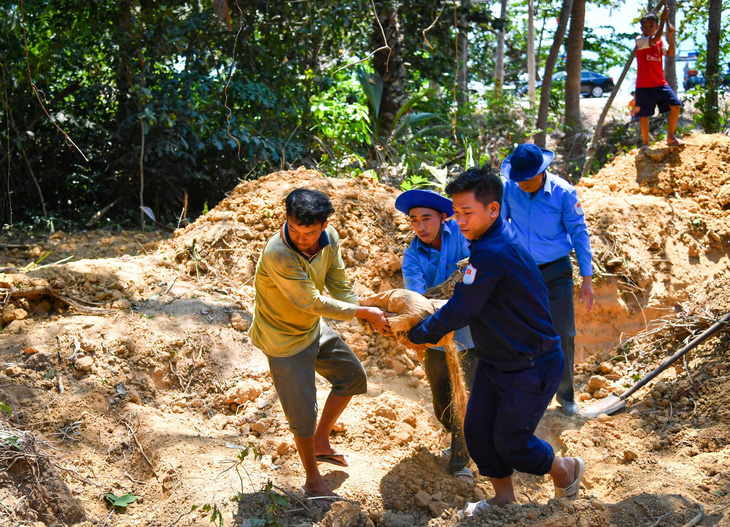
[634,8,683,148]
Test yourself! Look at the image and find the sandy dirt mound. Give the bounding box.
[165,167,410,294]
[0,135,729,526]
[573,132,730,360]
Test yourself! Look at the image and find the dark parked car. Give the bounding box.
[518,70,615,98]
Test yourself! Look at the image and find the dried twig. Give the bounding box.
[645,509,674,527]
[681,503,704,527]
[683,354,698,391]
[52,462,104,488]
[1,286,111,314]
[119,418,156,478]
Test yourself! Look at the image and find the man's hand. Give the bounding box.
[579,276,594,313]
[355,306,393,336]
[660,7,669,23]
[666,21,675,38]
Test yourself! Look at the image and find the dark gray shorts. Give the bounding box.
[267,321,367,437]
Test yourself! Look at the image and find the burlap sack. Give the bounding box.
[359,288,468,429]
[358,289,448,347]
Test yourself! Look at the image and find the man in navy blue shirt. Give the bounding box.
[501,143,594,416]
[396,189,478,482]
[406,166,585,516]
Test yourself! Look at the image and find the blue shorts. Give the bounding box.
[266,321,366,437]
[635,85,681,118]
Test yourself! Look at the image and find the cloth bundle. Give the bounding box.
[359,288,468,429]
[359,289,448,346]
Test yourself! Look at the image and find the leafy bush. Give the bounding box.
[310,75,372,168]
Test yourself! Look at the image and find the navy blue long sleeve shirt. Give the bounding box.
[408,216,562,372]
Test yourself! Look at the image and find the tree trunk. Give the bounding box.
[213,0,231,29]
[704,0,722,132]
[494,0,508,96]
[564,0,585,131]
[527,0,536,104]
[534,0,574,147]
[456,0,471,106]
[581,50,636,179]
[536,9,548,81]
[373,1,407,139]
[665,0,677,93]
[113,0,136,136]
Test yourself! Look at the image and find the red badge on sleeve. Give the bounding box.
[574,202,584,216]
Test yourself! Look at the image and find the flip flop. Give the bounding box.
[453,466,474,483]
[667,138,685,146]
[315,453,349,467]
[554,457,585,500]
[458,499,491,518]
[300,486,341,512]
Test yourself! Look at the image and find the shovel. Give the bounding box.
[581,311,730,418]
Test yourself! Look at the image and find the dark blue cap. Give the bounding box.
[501,143,555,182]
[395,189,453,216]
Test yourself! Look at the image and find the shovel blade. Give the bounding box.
[581,394,626,418]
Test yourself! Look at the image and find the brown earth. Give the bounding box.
[0,133,728,526]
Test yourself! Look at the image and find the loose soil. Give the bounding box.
[0,132,729,527]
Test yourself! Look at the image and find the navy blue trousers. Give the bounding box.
[464,352,564,479]
[539,255,576,403]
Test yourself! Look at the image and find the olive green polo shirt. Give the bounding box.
[248,224,359,357]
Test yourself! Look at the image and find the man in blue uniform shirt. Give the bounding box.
[405,166,585,516]
[501,143,594,416]
[396,189,478,482]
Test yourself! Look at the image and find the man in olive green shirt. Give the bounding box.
[249,188,390,509]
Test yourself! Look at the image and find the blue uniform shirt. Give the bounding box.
[402,219,470,294]
[408,216,562,372]
[501,171,593,277]
[402,219,474,350]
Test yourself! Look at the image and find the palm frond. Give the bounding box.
[389,112,441,142]
[355,67,382,121]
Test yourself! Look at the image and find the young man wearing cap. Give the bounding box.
[249,188,391,509]
[405,166,585,515]
[396,188,478,483]
[500,143,594,416]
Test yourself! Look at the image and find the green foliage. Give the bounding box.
[688,85,730,134]
[581,27,634,72]
[0,402,11,417]
[192,443,290,527]
[103,492,137,509]
[589,118,643,175]
[2,436,22,449]
[479,90,539,159]
[191,503,224,527]
[310,75,372,162]
[4,0,714,230]
[680,0,730,63]
[400,174,436,191]
[257,481,289,527]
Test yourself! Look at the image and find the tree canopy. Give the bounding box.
[0,0,726,230]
